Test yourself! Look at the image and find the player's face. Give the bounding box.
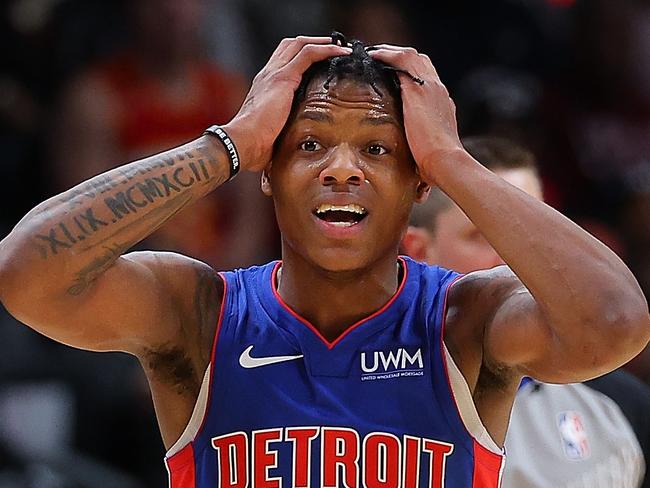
[266,76,426,272]
[430,168,543,273]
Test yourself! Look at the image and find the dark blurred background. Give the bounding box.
[0,0,649,486]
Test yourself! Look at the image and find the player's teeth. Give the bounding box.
[329,221,355,227]
[315,204,366,214]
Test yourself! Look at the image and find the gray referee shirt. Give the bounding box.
[503,379,646,487]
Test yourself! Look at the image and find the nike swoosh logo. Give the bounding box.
[239,345,303,369]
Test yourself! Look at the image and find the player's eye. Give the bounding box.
[367,144,388,156]
[299,140,323,152]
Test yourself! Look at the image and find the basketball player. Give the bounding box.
[402,136,650,487]
[0,35,648,486]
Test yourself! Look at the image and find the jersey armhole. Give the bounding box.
[442,343,502,455]
[165,271,229,460]
[166,365,211,458]
[439,274,504,456]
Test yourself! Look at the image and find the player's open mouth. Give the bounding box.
[313,203,368,227]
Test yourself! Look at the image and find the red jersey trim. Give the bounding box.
[270,257,409,350]
[472,441,505,487]
[165,443,197,488]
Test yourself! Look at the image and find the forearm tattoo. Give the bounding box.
[29,139,228,294]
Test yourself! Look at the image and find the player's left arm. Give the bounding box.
[370,46,650,383]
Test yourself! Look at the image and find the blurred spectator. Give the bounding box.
[456,66,543,153]
[51,0,276,271]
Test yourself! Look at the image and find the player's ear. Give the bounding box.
[401,226,431,263]
[261,164,273,196]
[414,180,430,203]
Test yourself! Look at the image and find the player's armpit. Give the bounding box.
[1,250,222,359]
[444,266,524,391]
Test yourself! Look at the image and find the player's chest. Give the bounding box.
[210,324,442,430]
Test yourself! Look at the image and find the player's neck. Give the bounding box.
[277,249,401,343]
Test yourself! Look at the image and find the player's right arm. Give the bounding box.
[0,37,351,355]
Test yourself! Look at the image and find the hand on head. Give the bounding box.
[368,45,464,185]
[224,37,351,173]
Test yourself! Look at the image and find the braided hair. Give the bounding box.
[292,32,418,114]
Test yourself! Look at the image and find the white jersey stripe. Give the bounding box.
[443,344,503,455]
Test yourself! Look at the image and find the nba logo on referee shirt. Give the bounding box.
[557,411,591,460]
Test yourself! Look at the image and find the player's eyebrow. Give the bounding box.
[361,113,399,126]
[297,111,398,127]
[297,111,334,123]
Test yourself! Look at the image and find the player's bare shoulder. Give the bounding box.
[443,266,524,388]
[116,252,225,447]
[132,251,224,394]
[445,265,520,339]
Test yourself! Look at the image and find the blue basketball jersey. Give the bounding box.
[165,257,505,487]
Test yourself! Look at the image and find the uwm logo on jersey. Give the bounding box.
[211,426,453,488]
[360,347,424,381]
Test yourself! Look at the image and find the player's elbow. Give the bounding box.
[0,256,27,319]
[0,238,19,309]
[591,293,650,366]
[617,306,650,358]
[0,236,46,316]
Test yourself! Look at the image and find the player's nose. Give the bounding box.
[319,145,364,186]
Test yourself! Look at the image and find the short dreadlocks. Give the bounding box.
[291,32,406,114]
